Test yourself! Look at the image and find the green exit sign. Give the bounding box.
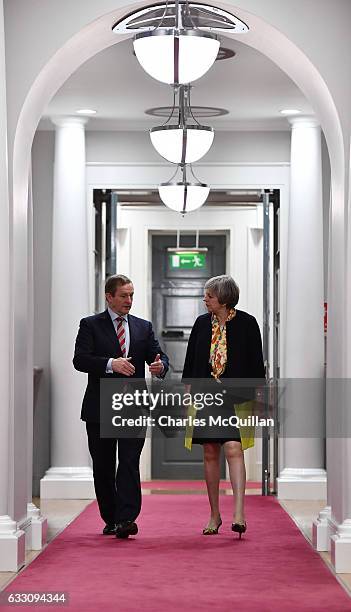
[169,252,206,270]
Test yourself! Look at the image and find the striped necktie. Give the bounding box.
[116,317,126,357]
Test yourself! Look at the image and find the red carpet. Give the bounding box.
[2,496,350,611]
[141,480,263,490]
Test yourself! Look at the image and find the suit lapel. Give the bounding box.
[127,315,137,357]
[99,310,123,356]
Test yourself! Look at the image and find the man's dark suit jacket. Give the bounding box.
[182,310,265,394]
[73,310,169,422]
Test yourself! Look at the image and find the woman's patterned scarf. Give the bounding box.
[210,308,236,380]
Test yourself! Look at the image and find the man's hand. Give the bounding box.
[149,353,164,376]
[112,357,135,376]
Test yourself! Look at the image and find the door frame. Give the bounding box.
[150,231,228,479]
[148,229,231,327]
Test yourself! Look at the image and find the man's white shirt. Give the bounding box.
[106,307,130,373]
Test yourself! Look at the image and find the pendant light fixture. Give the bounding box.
[159,164,209,214]
[113,3,249,85]
[112,3,249,214]
[133,28,219,85]
[150,85,214,164]
[133,0,219,85]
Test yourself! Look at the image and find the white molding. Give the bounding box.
[118,205,256,214]
[0,516,25,571]
[39,124,292,133]
[86,163,290,191]
[140,435,151,481]
[40,467,95,499]
[330,519,351,573]
[328,513,339,542]
[18,516,31,531]
[277,468,327,500]
[52,116,88,128]
[18,515,32,551]
[86,161,290,167]
[312,505,331,551]
[26,503,48,551]
[289,116,320,129]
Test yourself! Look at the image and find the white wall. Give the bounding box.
[31,130,54,495]
[321,133,331,300]
[86,130,291,164]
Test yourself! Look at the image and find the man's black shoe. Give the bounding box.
[115,521,138,539]
[102,523,116,535]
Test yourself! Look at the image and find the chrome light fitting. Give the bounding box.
[113,2,248,85]
[159,164,209,214]
[150,85,214,164]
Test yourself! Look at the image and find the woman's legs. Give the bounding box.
[203,442,222,528]
[224,441,246,524]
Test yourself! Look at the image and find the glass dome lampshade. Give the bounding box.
[159,183,210,213]
[149,85,214,164]
[133,29,220,85]
[113,1,249,85]
[158,165,210,214]
[150,125,214,164]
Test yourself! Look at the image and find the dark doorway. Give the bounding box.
[151,233,226,479]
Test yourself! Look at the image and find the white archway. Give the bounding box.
[4,0,350,572]
[13,1,344,205]
[11,1,347,412]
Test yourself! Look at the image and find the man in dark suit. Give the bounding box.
[73,274,169,538]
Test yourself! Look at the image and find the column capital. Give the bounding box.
[288,115,320,129]
[51,116,88,129]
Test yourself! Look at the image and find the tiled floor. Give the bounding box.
[0,491,350,599]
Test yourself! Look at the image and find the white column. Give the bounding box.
[26,168,47,548]
[277,117,326,500]
[312,182,332,550]
[329,437,351,571]
[40,117,93,498]
[0,0,25,570]
[327,144,351,571]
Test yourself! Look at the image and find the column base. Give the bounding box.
[26,503,48,550]
[40,467,95,499]
[0,515,25,572]
[18,516,32,550]
[312,505,331,551]
[277,468,327,500]
[330,519,351,573]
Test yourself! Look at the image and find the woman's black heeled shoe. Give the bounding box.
[203,519,222,535]
[231,521,247,539]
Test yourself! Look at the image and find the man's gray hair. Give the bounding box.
[204,275,239,308]
[105,274,132,296]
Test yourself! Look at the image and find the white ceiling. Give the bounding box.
[39,35,314,131]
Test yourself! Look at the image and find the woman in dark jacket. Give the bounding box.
[182,275,265,538]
